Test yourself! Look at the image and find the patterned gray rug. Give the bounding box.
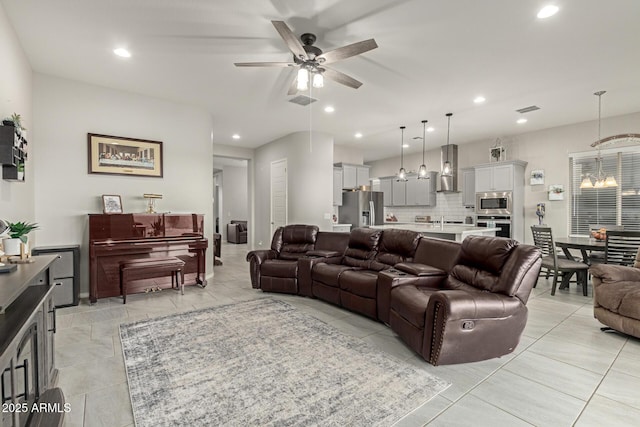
[120,298,449,426]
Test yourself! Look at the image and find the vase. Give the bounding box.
[2,238,22,256]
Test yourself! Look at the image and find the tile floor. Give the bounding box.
[56,242,640,426]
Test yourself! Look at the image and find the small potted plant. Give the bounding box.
[2,221,38,256]
[17,163,25,181]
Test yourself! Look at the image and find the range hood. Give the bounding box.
[439,144,458,192]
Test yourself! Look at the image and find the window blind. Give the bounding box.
[570,151,640,234]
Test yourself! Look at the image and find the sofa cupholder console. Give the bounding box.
[247,224,542,365]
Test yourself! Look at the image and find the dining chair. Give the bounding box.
[588,224,624,264]
[605,230,640,266]
[531,225,589,296]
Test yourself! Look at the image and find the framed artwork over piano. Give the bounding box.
[88,213,208,303]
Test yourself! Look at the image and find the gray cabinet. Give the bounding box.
[392,179,406,206]
[379,178,393,206]
[32,245,80,307]
[334,163,371,190]
[405,172,437,206]
[333,167,343,206]
[461,168,476,207]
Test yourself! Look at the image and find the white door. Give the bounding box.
[270,159,288,236]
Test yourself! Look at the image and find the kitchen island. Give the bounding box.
[370,223,500,242]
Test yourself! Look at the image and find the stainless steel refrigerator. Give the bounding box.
[339,191,384,228]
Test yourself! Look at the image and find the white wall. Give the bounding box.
[334,145,364,165]
[0,4,34,228]
[254,131,333,247]
[220,165,248,238]
[368,112,640,243]
[33,74,214,295]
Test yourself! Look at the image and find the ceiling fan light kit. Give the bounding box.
[235,21,377,95]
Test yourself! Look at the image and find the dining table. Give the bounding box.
[554,236,606,264]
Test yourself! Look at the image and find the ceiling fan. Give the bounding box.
[234,21,378,95]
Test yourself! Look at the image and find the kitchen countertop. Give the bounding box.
[370,223,500,242]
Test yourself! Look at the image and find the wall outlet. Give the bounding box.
[323,213,331,220]
[258,241,263,246]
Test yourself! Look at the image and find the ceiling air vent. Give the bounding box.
[289,95,318,106]
[515,105,540,114]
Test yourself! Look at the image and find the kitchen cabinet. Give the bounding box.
[392,179,406,206]
[405,172,437,206]
[475,164,514,192]
[334,163,371,190]
[333,167,343,206]
[461,168,476,207]
[379,178,393,206]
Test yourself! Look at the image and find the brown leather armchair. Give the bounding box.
[590,263,640,339]
[246,224,318,294]
[389,236,542,365]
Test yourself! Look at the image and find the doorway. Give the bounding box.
[270,158,287,236]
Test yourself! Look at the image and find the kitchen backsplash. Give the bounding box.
[384,192,475,223]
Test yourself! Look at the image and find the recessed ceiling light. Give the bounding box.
[517,118,528,124]
[324,106,335,113]
[113,47,131,58]
[473,96,486,104]
[354,132,363,138]
[402,144,409,148]
[426,127,434,133]
[537,5,559,19]
[232,134,240,139]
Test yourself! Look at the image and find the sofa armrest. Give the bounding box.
[297,256,343,297]
[246,250,277,288]
[394,262,446,277]
[306,250,343,258]
[377,270,446,324]
[590,263,640,284]
[423,290,526,365]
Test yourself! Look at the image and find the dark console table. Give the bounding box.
[0,255,62,427]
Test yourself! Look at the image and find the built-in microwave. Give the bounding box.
[475,191,512,215]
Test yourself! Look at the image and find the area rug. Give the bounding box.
[120,298,449,426]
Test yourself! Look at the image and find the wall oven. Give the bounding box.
[475,191,512,215]
[477,215,512,238]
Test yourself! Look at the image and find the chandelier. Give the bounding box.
[579,91,618,189]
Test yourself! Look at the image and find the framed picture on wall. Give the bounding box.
[530,169,545,185]
[102,194,123,214]
[88,133,163,178]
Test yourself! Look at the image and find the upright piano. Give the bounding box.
[89,213,208,303]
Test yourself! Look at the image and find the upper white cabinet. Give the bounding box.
[333,167,343,206]
[334,163,371,190]
[461,168,476,207]
[475,164,515,192]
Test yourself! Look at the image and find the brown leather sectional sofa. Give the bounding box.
[247,224,542,365]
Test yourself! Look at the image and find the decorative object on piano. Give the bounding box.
[3,220,38,261]
[490,138,506,163]
[548,184,564,201]
[88,133,163,178]
[143,193,163,213]
[530,169,545,185]
[536,203,545,225]
[102,194,123,214]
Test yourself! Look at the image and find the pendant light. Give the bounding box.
[417,120,428,179]
[397,126,408,182]
[441,113,453,177]
[580,91,618,189]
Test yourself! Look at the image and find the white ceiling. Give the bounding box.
[3,0,640,161]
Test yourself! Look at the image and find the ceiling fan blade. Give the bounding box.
[323,67,363,89]
[271,20,308,61]
[234,62,295,67]
[318,39,378,64]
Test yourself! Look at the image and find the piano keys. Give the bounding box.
[89,213,208,303]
